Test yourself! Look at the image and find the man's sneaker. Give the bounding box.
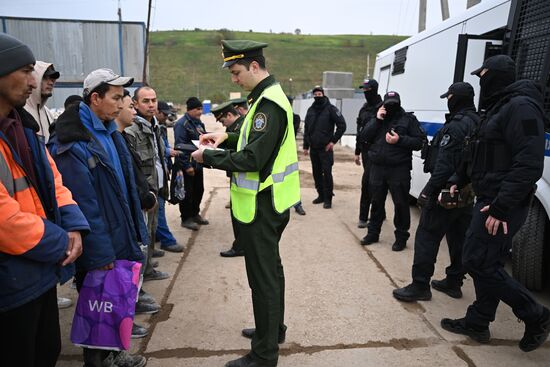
[143,269,169,282]
[57,297,73,309]
[113,351,147,367]
[161,243,185,253]
[135,300,160,315]
[392,240,407,252]
[360,234,379,245]
[440,317,491,344]
[431,278,463,299]
[242,327,286,344]
[181,218,199,231]
[152,248,165,258]
[138,289,156,304]
[312,196,324,204]
[193,214,209,225]
[393,283,432,302]
[294,205,306,215]
[131,323,148,339]
[357,220,368,228]
[151,260,159,268]
[519,307,550,352]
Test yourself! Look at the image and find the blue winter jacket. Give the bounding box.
[48,103,146,271]
[0,108,90,312]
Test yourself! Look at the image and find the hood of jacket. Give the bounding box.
[24,61,56,139]
[488,79,544,111]
[52,102,92,146]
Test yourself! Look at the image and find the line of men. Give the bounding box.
[0,32,195,367]
[354,55,549,351]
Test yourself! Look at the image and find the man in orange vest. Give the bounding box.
[0,33,90,367]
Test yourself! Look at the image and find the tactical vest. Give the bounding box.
[230,83,300,223]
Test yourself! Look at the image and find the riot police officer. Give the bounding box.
[440,55,549,352]
[393,82,479,302]
[359,91,425,251]
[355,79,385,228]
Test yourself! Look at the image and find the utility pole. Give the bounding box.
[440,0,450,20]
[117,0,125,75]
[366,54,371,78]
[142,0,152,85]
[418,0,427,33]
[467,0,481,8]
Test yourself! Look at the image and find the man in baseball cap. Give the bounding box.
[83,68,133,98]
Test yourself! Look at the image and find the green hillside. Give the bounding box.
[149,30,407,104]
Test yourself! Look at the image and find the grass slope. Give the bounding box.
[149,30,406,103]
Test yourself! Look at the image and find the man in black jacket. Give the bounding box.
[393,82,479,302]
[303,86,346,208]
[359,91,425,251]
[355,79,385,228]
[440,55,550,352]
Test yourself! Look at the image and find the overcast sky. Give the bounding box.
[1,0,473,35]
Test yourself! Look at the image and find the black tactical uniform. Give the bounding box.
[441,55,549,352]
[303,90,346,207]
[356,79,384,226]
[393,82,479,302]
[359,91,425,251]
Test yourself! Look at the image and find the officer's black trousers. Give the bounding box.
[179,168,204,221]
[234,189,289,364]
[463,200,543,328]
[310,148,334,202]
[367,165,411,242]
[359,153,386,222]
[412,201,471,287]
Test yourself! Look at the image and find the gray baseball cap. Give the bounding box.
[83,68,133,97]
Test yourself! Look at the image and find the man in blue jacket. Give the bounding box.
[48,68,148,367]
[0,33,90,367]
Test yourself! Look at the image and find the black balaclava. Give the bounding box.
[364,87,379,105]
[479,69,516,110]
[447,94,475,116]
[384,102,400,119]
[313,95,325,106]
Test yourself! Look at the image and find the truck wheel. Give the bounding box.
[512,199,548,291]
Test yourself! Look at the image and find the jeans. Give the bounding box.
[155,196,177,247]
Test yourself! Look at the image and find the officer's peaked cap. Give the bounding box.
[221,40,268,68]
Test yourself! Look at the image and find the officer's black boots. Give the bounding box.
[294,204,306,215]
[360,233,379,245]
[431,278,463,299]
[519,307,550,352]
[312,196,324,204]
[440,317,491,344]
[393,283,432,302]
[323,201,332,209]
[391,240,406,251]
[241,328,286,344]
[220,248,245,257]
[224,353,276,367]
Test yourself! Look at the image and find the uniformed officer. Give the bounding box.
[355,79,385,228]
[231,97,250,117]
[359,91,425,251]
[303,86,346,208]
[393,82,479,302]
[440,55,549,352]
[212,101,246,258]
[192,40,300,367]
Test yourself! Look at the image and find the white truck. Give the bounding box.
[372,0,550,290]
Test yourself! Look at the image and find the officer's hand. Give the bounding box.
[354,155,361,166]
[449,184,458,197]
[377,106,386,120]
[385,131,399,144]
[417,193,429,207]
[480,205,508,236]
[325,142,335,151]
[303,149,309,156]
[61,231,83,266]
[199,132,228,148]
[97,263,114,271]
[185,166,196,176]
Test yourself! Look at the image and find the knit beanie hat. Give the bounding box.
[186,97,202,111]
[0,33,35,77]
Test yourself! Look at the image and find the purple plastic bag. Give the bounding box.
[70,260,141,351]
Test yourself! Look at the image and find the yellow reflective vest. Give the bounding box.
[230,83,300,223]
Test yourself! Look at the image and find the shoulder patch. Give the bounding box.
[252,112,267,131]
[440,134,451,147]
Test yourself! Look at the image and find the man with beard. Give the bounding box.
[355,79,385,228]
[393,82,479,302]
[359,91,425,251]
[303,86,346,209]
[440,55,549,352]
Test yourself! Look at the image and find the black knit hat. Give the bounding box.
[312,85,324,95]
[186,97,202,111]
[0,33,36,77]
